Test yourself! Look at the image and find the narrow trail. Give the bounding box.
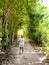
[0,41,49,65]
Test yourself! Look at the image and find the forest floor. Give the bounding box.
[0,39,49,65]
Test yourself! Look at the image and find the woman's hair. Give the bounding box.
[21,35,23,38]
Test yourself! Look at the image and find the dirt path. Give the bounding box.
[0,42,49,65]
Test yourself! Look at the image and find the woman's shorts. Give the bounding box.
[19,43,24,47]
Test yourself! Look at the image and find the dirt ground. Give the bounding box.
[0,41,49,65]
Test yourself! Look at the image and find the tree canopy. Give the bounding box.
[0,0,49,52]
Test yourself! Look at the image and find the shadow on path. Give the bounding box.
[0,41,49,65]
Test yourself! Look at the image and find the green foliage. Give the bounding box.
[0,0,49,53]
[27,0,49,50]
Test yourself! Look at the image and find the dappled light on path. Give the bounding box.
[0,42,49,65]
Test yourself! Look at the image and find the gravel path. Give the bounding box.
[0,42,49,65]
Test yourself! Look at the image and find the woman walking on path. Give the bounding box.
[18,35,25,54]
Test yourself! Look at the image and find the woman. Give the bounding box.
[18,35,25,54]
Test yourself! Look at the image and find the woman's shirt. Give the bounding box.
[18,38,25,45]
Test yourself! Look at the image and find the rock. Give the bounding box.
[0,51,5,55]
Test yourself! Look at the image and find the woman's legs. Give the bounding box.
[22,47,24,53]
[20,47,21,54]
[20,47,24,54]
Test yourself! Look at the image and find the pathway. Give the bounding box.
[0,42,49,65]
